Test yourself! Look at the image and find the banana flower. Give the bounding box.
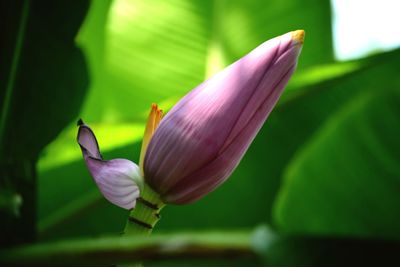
[77,30,304,209]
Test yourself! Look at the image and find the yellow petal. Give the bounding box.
[139,103,163,174]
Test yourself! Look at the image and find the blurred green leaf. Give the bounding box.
[76,0,334,124]
[0,0,89,159]
[266,236,400,267]
[249,48,399,224]
[77,0,212,123]
[274,83,400,239]
[216,0,334,68]
[0,0,89,246]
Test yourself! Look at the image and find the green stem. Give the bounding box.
[0,230,263,266]
[124,183,165,235]
[122,184,165,266]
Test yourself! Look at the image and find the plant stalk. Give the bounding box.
[0,230,259,266]
[122,183,165,266]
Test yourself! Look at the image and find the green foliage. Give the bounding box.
[271,49,400,236]
[0,0,89,246]
[1,0,400,265]
[0,0,89,159]
[275,84,400,239]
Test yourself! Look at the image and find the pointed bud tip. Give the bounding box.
[77,118,84,126]
[291,30,305,45]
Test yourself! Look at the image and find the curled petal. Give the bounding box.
[77,119,102,159]
[77,120,141,209]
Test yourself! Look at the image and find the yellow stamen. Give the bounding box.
[139,103,163,175]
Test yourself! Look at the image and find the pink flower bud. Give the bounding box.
[144,30,304,204]
[77,31,304,209]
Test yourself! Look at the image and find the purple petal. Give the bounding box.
[77,120,102,159]
[77,121,141,209]
[144,31,303,204]
[85,158,141,209]
[164,65,296,204]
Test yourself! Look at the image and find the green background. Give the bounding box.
[1,0,399,266]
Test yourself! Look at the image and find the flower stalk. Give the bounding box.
[124,184,164,235]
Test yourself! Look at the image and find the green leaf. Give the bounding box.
[248,48,399,223]
[77,0,212,123]
[0,0,89,246]
[215,0,334,68]
[0,0,89,159]
[267,236,400,267]
[274,86,400,239]
[76,0,334,124]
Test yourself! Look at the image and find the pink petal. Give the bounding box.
[77,119,102,159]
[144,31,303,204]
[77,120,141,209]
[164,65,296,204]
[85,158,141,209]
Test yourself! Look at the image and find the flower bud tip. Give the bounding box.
[77,118,84,126]
[291,30,305,45]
